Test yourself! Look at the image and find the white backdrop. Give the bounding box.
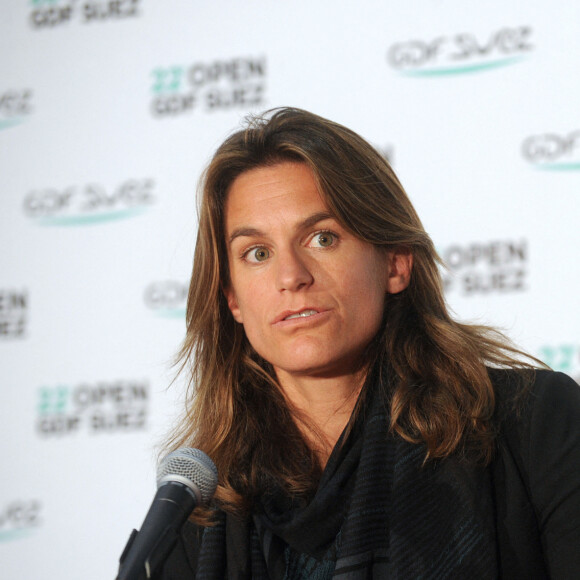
[1,2,579,578]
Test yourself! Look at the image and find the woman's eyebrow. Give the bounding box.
[228,226,264,245]
[300,211,335,230]
[228,211,336,246]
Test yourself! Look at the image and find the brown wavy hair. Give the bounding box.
[166,107,539,520]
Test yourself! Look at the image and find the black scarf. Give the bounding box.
[193,373,498,579]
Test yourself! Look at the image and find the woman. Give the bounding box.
[162,108,580,579]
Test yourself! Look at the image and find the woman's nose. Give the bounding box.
[276,248,314,292]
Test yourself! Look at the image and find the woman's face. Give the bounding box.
[223,162,408,383]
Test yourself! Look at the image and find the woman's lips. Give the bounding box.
[283,309,319,321]
[273,308,330,327]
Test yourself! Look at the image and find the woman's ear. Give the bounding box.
[386,249,413,294]
[223,286,243,323]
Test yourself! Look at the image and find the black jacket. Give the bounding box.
[490,369,580,578]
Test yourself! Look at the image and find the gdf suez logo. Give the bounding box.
[522,130,580,171]
[23,178,155,226]
[0,89,33,130]
[29,0,141,29]
[387,26,533,76]
[150,56,266,118]
[0,289,28,339]
[144,281,188,318]
[441,239,528,296]
[0,500,42,543]
[37,380,149,435]
[29,0,74,29]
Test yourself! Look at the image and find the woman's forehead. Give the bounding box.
[224,162,331,234]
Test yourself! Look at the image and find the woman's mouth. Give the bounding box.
[283,309,319,321]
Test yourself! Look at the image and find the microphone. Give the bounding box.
[116,448,218,580]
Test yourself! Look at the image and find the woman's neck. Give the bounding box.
[276,369,366,466]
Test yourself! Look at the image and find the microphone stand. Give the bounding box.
[115,482,195,580]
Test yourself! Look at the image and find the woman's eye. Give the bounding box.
[310,232,336,248]
[246,247,270,262]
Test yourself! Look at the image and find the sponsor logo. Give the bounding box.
[37,379,149,436]
[0,500,42,543]
[144,281,188,319]
[82,0,141,22]
[0,289,28,340]
[538,344,580,379]
[521,130,580,171]
[387,26,533,76]
[0,89,33,130]
[23,178,155,226]
[29,0,141,29]
[441,239,528,296]
[28,0,74,29]
[150,56,267,118]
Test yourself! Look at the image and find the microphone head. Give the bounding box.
[156,448,218,505]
